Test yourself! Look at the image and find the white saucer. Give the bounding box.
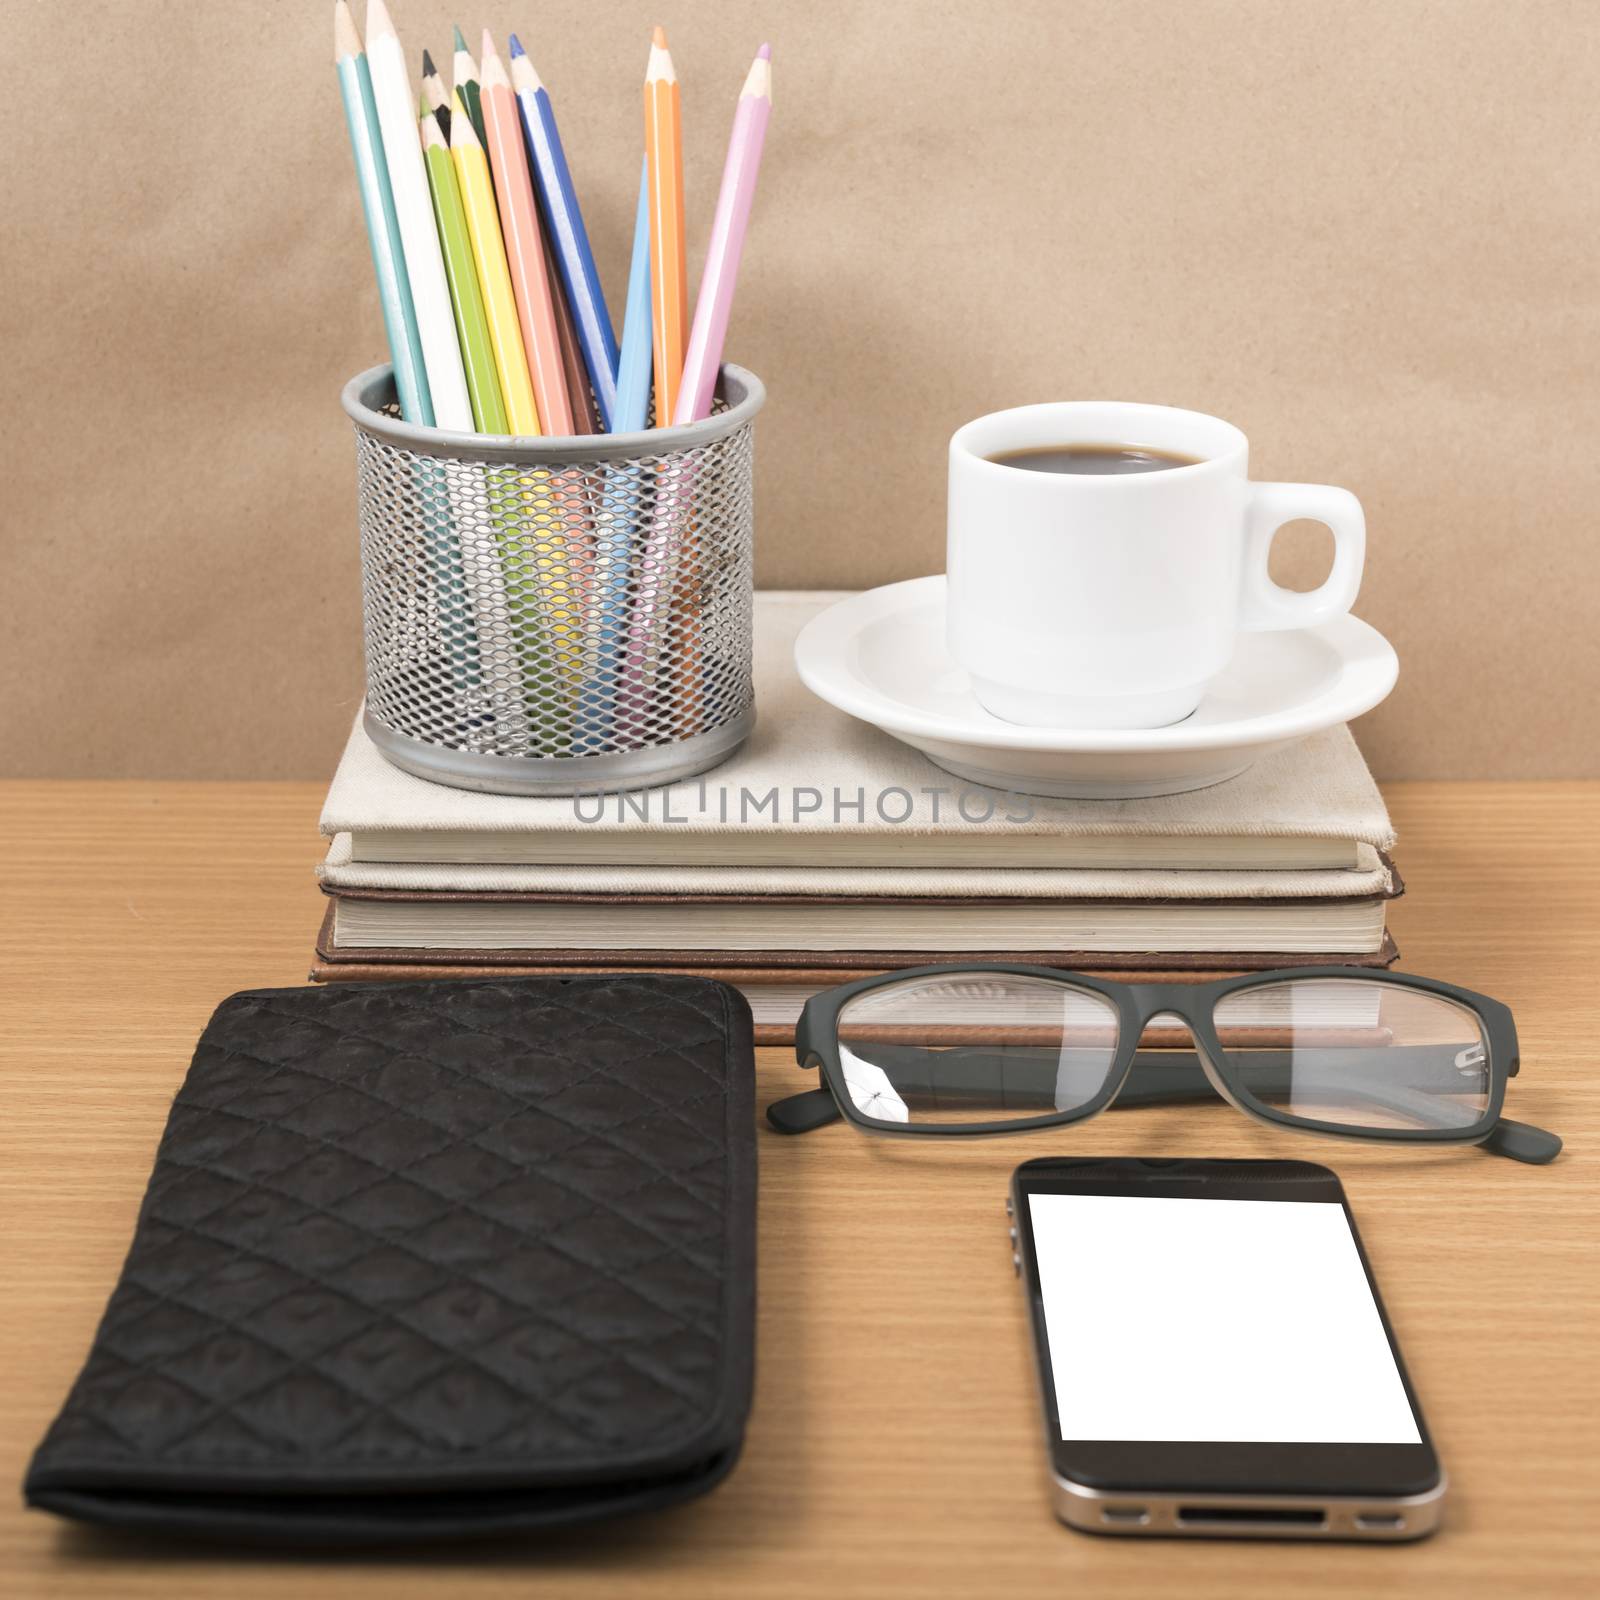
[794,576,1398,799]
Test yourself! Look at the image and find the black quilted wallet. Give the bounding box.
[24,976,756,1545]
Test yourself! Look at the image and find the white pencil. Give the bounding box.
[363,0,474,431]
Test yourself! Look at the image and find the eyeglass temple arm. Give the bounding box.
[765,1050,1562,1163]
[767,1085,842,1135]
[1110,1052,1560,1163]
[1479,1119,1562,1163]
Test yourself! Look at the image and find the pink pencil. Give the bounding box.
[672,45,772,425]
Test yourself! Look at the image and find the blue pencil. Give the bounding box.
[614,158,655,432]
[332,1,431,424]
[508,34,619,431]
[577,161,654,744]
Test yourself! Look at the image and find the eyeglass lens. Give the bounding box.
[1213,978,1491,1133]
[835,973,1121,1125]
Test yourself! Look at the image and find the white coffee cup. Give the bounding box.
[946,401,1366,729]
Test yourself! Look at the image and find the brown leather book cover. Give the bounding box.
[307,939,1400,1047]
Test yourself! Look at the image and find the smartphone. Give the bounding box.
[1008,1157,1445,1540]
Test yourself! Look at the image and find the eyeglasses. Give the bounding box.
[767,965,1561,1165]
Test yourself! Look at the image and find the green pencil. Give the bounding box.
[451,25,488,145]
[421,104,566,749]
[420,109,505,431]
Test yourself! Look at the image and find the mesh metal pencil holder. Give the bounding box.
[341,363,764,795]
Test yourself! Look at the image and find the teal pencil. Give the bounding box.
[333,1,431,423]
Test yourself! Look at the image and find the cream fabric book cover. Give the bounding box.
[320,593,1396,881]
[319,832,1395,901]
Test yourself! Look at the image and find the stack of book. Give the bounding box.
[313,595,1400,1042]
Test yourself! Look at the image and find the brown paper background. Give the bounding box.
[5,0,1598,779]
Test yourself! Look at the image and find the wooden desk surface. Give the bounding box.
[2,781,1596,1599]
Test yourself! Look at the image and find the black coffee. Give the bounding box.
[988,443,1203,475]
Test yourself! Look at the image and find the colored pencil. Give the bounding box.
[675,45,772,424]
[658,43,774,729]
[362,0,472,432]
[627,23,695,719]
[509,33,620,431]
[613,157,655,432]
[418,105,528,744]
[424,97,450,140]
[333,1,430,422]
[536,229,599,727]
[453,25,487,145]
[479,32,573,436]
[420,110,505,433]
[582,159,654,740]
[353,7,476,736]
[667,46,774,731]
[543,222,599,433]
[460,54,582,726]
[513,150,595,704]
[449,88,540,435]
[422,48,451,138]
[429,105,547,747]
[421,47,448,115]
[643,26,688,427]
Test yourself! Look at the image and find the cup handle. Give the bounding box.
[1239,483,1366,631]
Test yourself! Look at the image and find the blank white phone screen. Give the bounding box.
[1028,1193,1422,1444]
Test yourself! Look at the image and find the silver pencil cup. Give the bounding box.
[341,363,764,796]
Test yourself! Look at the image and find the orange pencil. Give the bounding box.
[644,25,687,425]
[479,31,573,434]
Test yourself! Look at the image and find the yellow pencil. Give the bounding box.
[449,88,541,434]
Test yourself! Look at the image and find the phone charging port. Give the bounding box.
[1177,1505,1326,1528]
[1100,1504,1149,1526]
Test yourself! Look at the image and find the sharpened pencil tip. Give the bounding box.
[449,87,479,145]
[480,29,510,85]
[508,32,524,57]
[647,23,675,80]
[333,0,361,63]
[422,47,437,78]
[741,47,772,100]
[452,23,468,52]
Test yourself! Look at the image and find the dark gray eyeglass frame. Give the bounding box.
[767,964,1561,1165]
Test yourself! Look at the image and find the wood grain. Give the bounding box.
[1,780,1596,1597]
